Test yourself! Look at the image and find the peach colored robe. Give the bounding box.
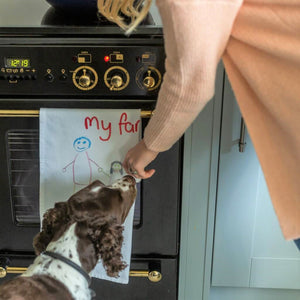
[144,0,300,240]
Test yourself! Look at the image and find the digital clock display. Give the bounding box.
[5,58,31,68]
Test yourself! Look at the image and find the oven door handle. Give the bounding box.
[0,266,162,282]
[0,110,153,118]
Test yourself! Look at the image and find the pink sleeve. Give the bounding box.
[143,0,243,151]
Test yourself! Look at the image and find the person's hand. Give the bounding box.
[123,140,159,179]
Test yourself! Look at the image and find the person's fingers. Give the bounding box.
[123,162,129,174]
[142,169,156,179]
[122,154,131,174]
[124,159,145,178]
[123,159,141,178]
[134,167,156,179]
[132,173,143,179]
[124,166,155,179]
[128,164,141,178]
[122,140,159,179]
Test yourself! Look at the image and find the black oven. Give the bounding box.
[0,27,182,299]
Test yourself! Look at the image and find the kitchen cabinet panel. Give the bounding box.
[211,73,300,290]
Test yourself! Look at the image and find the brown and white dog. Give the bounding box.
[0,175,137,300]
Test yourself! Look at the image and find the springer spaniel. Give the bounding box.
[0,175,137,300]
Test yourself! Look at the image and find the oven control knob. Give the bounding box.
[136,66,162,91]
[110,75,123,90]
[72,66,98,91]
[59,73,68,81]
[143,70,156,89]
[104,66,130,91]
[78,71,91,88]
[44,73,54,82]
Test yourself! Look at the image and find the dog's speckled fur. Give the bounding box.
[22,223,90,300]
[0,176,136,300]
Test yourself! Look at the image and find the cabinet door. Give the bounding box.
[211,74,300,289]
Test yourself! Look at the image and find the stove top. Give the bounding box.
[0,0,162,36]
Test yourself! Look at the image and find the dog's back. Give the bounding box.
[0,275,73,300]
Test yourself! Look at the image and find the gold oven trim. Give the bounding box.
[0,267,162,282]
[0,110,153,118]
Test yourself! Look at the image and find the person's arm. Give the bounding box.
[144,0,243,151]
[123,0,243,178]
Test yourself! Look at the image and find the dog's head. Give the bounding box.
[33,175,137,277]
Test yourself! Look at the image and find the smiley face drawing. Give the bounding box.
[73,136,91,152]
[62,136,109,192]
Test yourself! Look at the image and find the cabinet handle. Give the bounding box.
[0,110,153,118]
[0,266,162,282]
[239,118,246,153]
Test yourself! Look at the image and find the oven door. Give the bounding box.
[0,107,182,299]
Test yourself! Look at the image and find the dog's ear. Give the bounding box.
[33,202,70,255]
[89,217,126,277]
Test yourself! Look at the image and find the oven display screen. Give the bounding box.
[5,58,31,68]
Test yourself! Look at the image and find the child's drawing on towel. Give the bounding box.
[62,136,109,192]
[109,161,124,185]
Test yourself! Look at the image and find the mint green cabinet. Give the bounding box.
[211,73,300,290]
[178,66,300,300]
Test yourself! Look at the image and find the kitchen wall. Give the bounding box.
[0,0,162,27]
[0,0,49,25]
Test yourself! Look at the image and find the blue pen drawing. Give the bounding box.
[62,136,109,191]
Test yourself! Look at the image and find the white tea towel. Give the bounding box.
[40,108,141,284]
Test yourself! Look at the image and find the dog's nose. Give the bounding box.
[123,175,136,184]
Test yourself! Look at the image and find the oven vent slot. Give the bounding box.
[6,130,40,226]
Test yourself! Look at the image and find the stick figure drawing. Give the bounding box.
[109,161,124,185]
[62,136,109,192]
